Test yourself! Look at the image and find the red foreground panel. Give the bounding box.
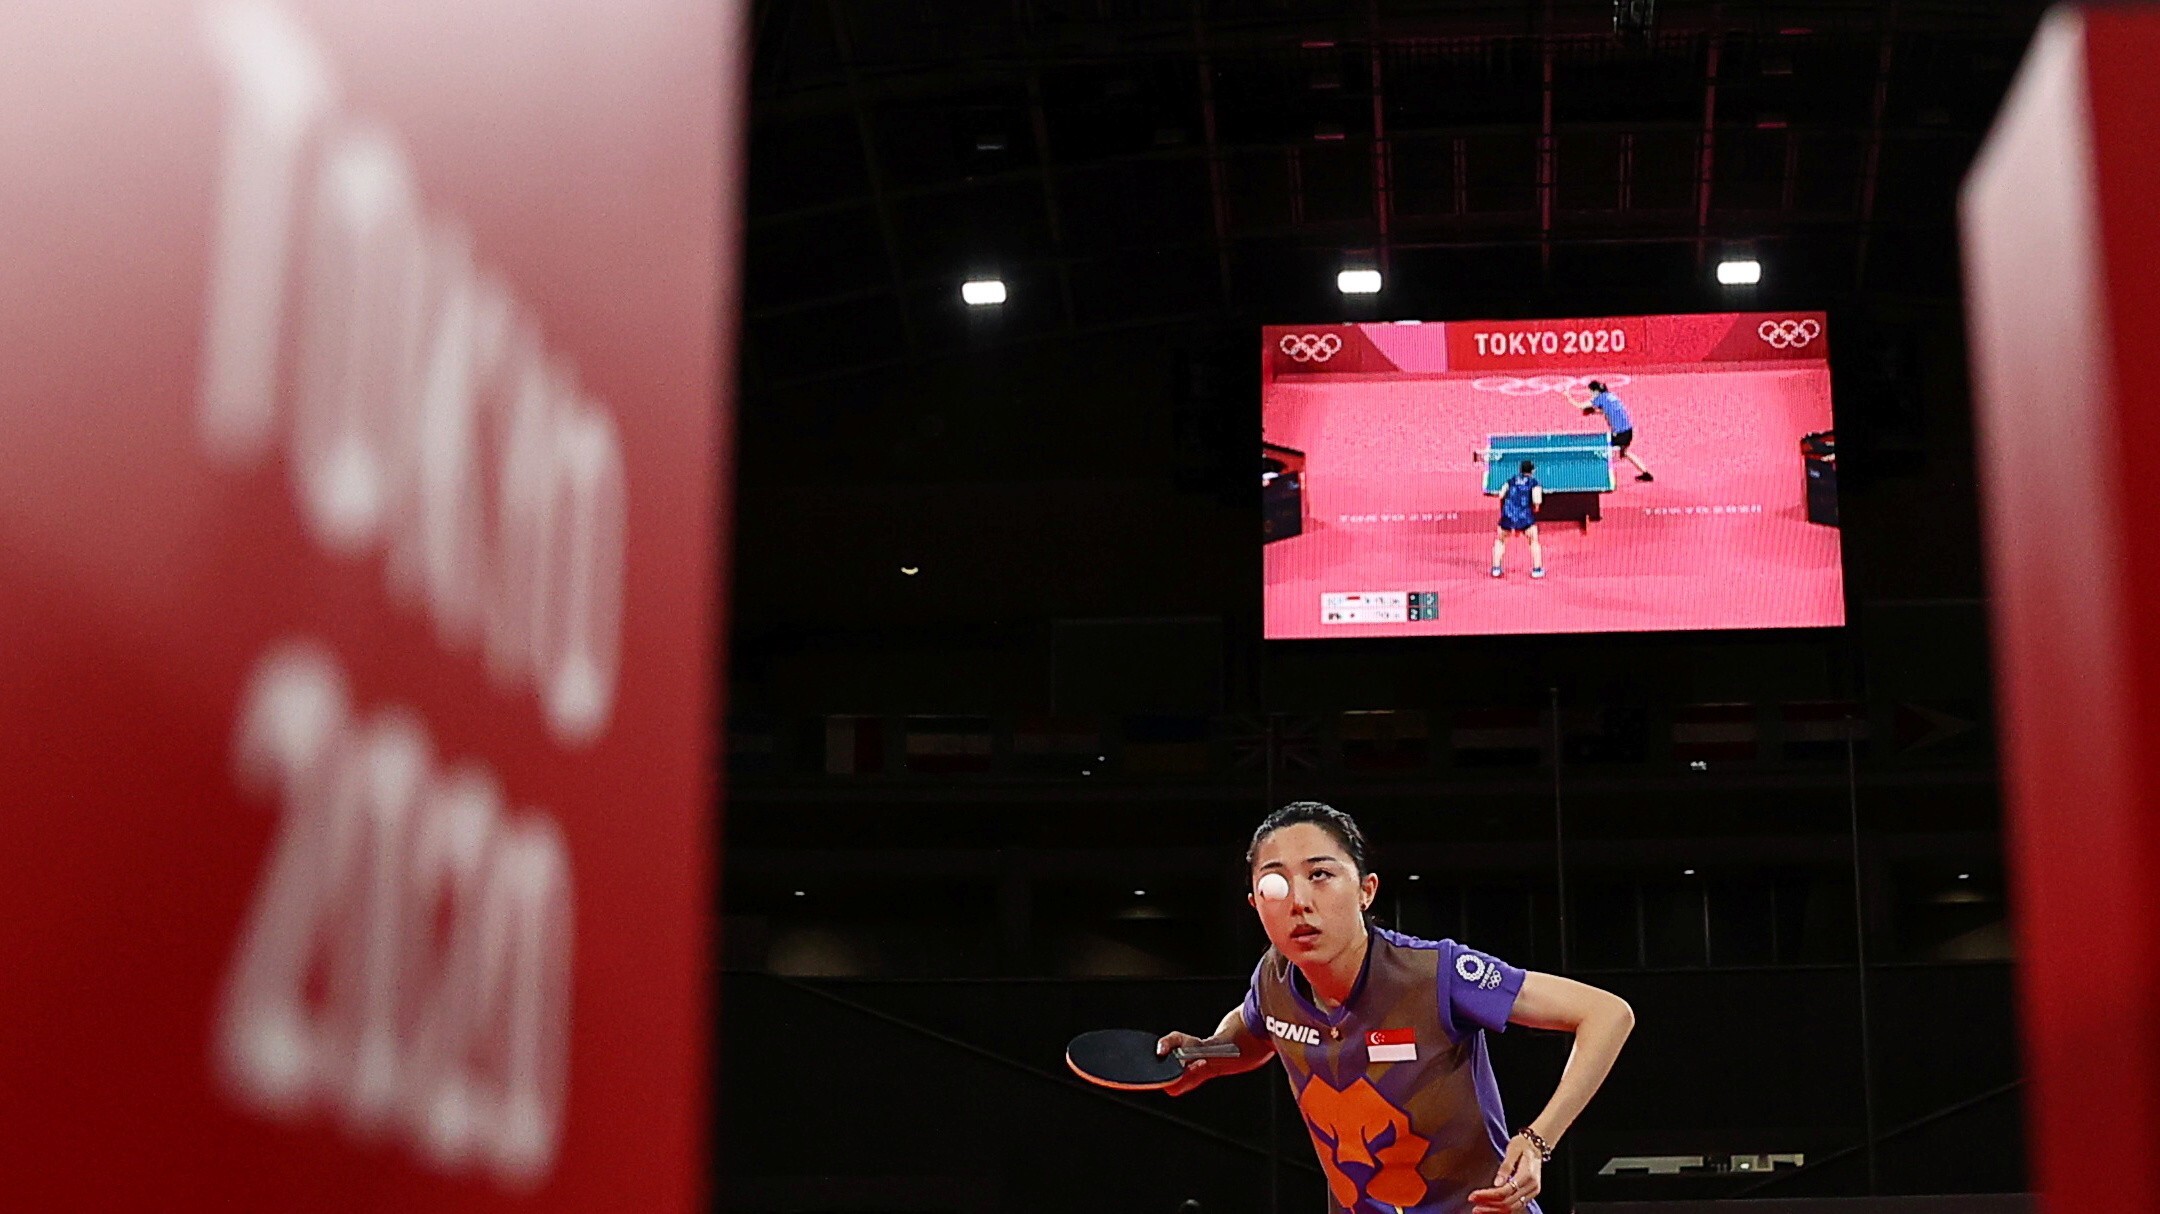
[0,1,742,1208]
[1964,8,2160,1212]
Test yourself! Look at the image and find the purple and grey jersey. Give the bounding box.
[1241,928,1536,1214]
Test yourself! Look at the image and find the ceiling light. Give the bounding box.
[1716,259,1763,286]
[1337,269,1382,294]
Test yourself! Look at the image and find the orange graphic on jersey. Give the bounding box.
[1297,1075,1430,1208]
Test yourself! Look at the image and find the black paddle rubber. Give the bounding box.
[1065,1028,1243,1090]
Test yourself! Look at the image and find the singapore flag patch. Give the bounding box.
[1367,1027,1418,1063]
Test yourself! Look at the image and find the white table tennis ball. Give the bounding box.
[1257,872,1290,901]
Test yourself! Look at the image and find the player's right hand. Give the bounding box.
[1156,1031,1225,1097]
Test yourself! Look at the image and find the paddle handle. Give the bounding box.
[1169,1043,1244,1062]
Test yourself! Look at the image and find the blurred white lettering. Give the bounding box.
[199,0,625,745]
[217,642,573,1186]
[198,0,333,458]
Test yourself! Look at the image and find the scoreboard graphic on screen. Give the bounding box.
[1321,592,1441,625]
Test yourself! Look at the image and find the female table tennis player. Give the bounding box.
[1156,802,1634,1214]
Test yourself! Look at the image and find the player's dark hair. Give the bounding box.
[1520,460,1536,475]
[1247,801,1371,876]
[1587,380,1606,393]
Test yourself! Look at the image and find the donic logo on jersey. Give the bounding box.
[1265,1015,1321,1046]
[1299,1076,1430,1209]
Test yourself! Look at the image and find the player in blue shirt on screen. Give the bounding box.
[1580,380,1654,483]
[1492,460,1544,579]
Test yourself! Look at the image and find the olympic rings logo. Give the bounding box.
[1758,319,1822,349]
[1455,952,1504,990]
[1470,374,1631,396]
[1278,332,1343,362]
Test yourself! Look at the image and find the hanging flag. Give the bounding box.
[904,716,994,774]
[1123,714,1214,775]
[726,716,778,775]
[1227,716,1270,771]
[1227,715,1324,772]
[1342,710,1429,771]
[1778,701,1867,762]
[1012,715,1103,774]
[824,714,886,775]
[1894,701,1986,755]
[1561,705,1648,764]
[1277,715,1323,772]
[1671,703,1758,763]
[1449,707,1546,767]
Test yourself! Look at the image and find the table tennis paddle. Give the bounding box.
[1065,1028,1242,1091]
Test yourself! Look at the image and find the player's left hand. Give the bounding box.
[1469,1135,1544,1213]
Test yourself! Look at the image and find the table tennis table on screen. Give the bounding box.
[1480,431,1616,530]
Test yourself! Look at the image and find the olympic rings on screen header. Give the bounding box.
[1758,318,1822,348]
[1277,333,1344,362]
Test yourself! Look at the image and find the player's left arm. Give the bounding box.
[1508,971,1634,1146]
[1531,484,1544,508]
[1471,974,1633,1210]
[1472,972,1634,1212]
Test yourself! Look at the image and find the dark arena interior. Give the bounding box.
[723,3,2048,1213]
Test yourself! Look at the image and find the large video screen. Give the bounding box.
[1262,311,1843,638]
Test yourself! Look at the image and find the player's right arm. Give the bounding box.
[1156,1005,1275,1096]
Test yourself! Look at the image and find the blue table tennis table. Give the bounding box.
[1480,432,1616,530]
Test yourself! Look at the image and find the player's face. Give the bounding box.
[1248,822,1378,964]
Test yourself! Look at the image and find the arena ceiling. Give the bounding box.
[742,0,2045,398]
